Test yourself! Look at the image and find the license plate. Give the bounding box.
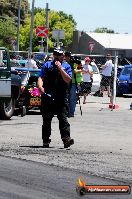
[30,97,41,106]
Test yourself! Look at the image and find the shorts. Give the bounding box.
[79,82,92,95]
[101,75,111,87]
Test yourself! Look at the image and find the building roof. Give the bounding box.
[86,32,132,50]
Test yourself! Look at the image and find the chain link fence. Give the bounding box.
[75,54,132,107]
[9,51,132,107]
[9,51,47,69]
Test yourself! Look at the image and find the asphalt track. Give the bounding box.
[0,94,132,197]
[0,155,131,199]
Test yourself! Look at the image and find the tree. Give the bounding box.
[0,2,76,51]
[0,0,29,24]
[0,18,17,49]
[94,27,115,33]
[19,9,76,51]
[0,0,29,50]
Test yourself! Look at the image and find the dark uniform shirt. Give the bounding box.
[39,60,72,104]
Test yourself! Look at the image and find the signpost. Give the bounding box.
[52,29,65,48]
[36,26,48,52]
[29,0,35,60]
[35,26,48,37]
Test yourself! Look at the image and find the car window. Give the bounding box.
[34,53,45,61]
[10,62,21,68]
[18,71,40,84]
[30,71,40,77]
[91,65,99,74]
[129,69,132,81]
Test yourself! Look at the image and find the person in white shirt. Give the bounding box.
[25,54,38,69]
[100,54,113,97]
[81,57,93,104]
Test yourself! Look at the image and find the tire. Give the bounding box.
[0,96,15,120]
[116,93,123,97]
[19,106,27,117]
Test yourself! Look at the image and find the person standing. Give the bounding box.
[37,49,74,148]
[81,57,93,104]
[64,52,83,117]
[25,53,38,69]
[100,54,113,97]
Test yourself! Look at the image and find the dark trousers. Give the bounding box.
[41,101,70,142]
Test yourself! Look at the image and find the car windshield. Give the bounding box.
[19,71,40,78]
[19,71,40,86]
[121,67,132,76]
[34,54,45,61]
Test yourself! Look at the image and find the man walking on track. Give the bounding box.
[38,49,74,148]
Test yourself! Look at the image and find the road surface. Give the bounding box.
[0,95,132,198]
[0,156,131,199]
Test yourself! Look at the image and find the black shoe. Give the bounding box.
[98,93,103,97]
[93,90,100,96]
[68,113,74,118]
[62,137,74,148]
[43,143,49,148]
[43,139,51,148]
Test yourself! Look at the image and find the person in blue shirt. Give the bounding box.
[37,49,74,148]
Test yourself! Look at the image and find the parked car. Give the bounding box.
[14,68,41,115]
[34,53,46,68]
[116,65,132,96]
[91,64,101,92]
[117,65,124,77]
[10,54,27,67]
[0,47,21,120]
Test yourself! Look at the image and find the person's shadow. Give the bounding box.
[19,145,54,149]
[19,145,71,150]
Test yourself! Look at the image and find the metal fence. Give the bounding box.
[9,51,46,69]
[8,51,132,109]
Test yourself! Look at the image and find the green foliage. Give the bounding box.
[94,27,115,33]
[19,9,76,51]
[0,19,17,49]
[0,0,29,49]
[0,0,29,23]
[0,2,76,51]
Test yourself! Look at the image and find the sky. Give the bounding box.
[29,0,132,34]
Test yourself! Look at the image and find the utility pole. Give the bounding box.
[16,0,21,51]
[45,3,49,54]
[29,0,35,59]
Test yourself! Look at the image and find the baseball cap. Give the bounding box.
[53,48,64,55]
[84,57,91,62]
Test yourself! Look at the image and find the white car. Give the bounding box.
[91,64,101,92]
[81,61,101,92]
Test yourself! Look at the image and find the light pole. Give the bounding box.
[29,0,35,59]
[45,3,49,54]
[16,0,21,52]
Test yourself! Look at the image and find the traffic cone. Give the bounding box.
[109,103,119,109]
[108,96,119,109]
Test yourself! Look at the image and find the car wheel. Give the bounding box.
[116,93,123,97]
[0,96,15,120]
